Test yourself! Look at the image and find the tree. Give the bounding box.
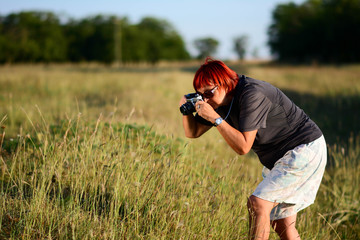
[66,15,190,64]
[0,11,67,63]
[268,0,360,63]
[251,47,259,59]
[0,12,190,63]
[136,17,190,64]
[193,37,219,59]
[233,35,249,61]
[65,15,119,63]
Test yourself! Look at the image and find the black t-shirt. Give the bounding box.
[195,75,323,169]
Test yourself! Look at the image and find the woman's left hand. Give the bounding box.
[195,101,220,124]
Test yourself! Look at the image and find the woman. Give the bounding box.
[179,58,327,239]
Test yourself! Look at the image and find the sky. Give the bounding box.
[0,0,305,60]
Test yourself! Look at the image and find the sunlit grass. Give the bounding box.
[0,63,359,239]
[0,113,257,239]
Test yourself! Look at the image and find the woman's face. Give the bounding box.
[197,84,227,109]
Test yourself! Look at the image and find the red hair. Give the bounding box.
[193,57,239,93]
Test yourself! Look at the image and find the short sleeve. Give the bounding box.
[238,88,272,132]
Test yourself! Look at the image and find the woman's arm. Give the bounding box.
[216,121,257,155]
[179,96,212,138]
[182,114,212,138]
[195,101,257,155]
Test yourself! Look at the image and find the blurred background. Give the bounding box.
[1,0,360,64]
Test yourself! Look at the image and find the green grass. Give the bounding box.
[0,63,359,239]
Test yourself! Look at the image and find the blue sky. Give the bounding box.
[0,0,305,60]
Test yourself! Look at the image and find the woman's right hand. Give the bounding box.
[179,95,212,138]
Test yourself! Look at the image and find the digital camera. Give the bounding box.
[179,93,203,115]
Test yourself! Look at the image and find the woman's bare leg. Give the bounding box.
[271,214,300,240]
[247,195,278,240]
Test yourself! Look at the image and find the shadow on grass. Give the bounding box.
[0,178,128,239]
[282,90,360,145]
[0,176,134,219]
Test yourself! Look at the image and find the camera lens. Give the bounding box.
[180,102,195,115]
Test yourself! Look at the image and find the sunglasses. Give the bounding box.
[197,86,218,99]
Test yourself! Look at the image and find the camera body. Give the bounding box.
[179,93,203,115]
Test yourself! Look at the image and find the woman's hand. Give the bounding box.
[195,101,220,124]
[179,96,212,138]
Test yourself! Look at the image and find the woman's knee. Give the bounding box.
[247,195,276,215]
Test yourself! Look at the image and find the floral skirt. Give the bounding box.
[252,135,327,220]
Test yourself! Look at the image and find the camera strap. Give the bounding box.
[223,74,245,121]
[223,96,234,121]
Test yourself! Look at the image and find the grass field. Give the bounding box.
[0,62,359,239]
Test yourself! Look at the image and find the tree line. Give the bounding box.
[1,0,360,64]
[0,12,191,64]
[0,11,250,64]
[268,0,360,63]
